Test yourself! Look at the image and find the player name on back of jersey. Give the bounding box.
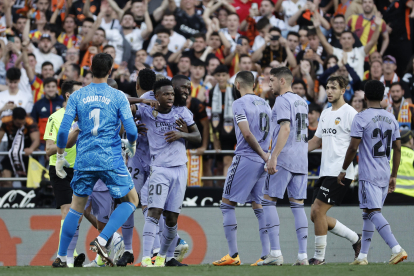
[372,114,393,124]
[294,100,308,107]
[82,95,111,105]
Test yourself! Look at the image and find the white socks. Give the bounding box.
[357,253,367,260]
[97,236,107,246]
[314,235,327,261]
[392,245,402,254]
[57,255,67,262]
[67,256,74,265]
[270,249,282,257]
[298,253,307,261]
[329,220,359,244]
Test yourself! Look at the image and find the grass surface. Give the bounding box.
[1,263,414,276]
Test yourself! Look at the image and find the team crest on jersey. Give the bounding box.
[335,117,341,125]
[18,100,23,106]
[174,114,179,120]
[152,110,158,118]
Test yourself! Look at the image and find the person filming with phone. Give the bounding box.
[251,27,297,68]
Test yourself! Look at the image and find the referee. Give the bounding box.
[44,80,83,267]
[307,76,361,265]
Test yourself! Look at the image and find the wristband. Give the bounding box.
[57,153,65,159]
[341,168,346,173]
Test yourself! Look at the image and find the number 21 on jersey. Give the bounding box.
[89,108,101,136]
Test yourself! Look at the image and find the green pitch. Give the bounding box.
[2,263,414,276]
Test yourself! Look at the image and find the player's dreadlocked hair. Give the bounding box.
[153,78,173,93]
[138,68,156,91]
[364,80,385,101]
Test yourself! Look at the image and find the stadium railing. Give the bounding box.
[0,150,323,181]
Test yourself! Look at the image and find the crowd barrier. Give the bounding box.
[0,207,413,266]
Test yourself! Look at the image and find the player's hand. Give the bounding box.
[175,118,188,133]
[337,172,346,186]
[137,123,148,135]
[164,131,183,143]
[56,153,70,179]
[121,139,137,158]
[142,99,159,108]
[130,104,137,116]
[262,152,270,163]
[265,157,277,175]
[388,177,396,193]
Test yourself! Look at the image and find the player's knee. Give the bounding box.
[163,211,179,227]
[310,205,322,222]
[364,208,381,214]
[148,208,163,220]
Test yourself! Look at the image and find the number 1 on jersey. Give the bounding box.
[89,108,100,136]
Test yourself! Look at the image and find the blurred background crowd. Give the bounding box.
[0,0,413,191]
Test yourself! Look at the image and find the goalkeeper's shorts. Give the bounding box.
[71,164,133,199]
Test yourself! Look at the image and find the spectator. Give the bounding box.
[148,27,173,63]
[220,13,241,53]
[0,68,33,119]
[120,11,152,52]
[258,66,274,104]
[169,0,206,39]
[204,56,221,90]
[314,15,382,80]
[43,24,67,57]
[254,0,286,31]
[350,92,367,112]
[251,17,271,52]
[363,51,383,80]
[292,78,310,103]
[203,0,236,29]
[32,34,64,74]
[82,71,93,87]
[0,107,40,187]
[251,27,297,69]
[190,58,206,101]
[170,33,209,65]
[62,64,83,82]
[224,35,251,76]
[152,52,173,78]
[208,65,236,180]
[231,0,260,22]
[57,15,81,49]
[307,102,322,185]
[297,26,309,53]
[147,12,187,54]
[229,54,258,84]
[69,0,100,24]
[296,28,326,72]
[275,0,307,32]
[30,78,64,163]
[386,82,414,130]
[175,55,192,77]
[136,49,148,64]
[347,0,389,56]
[378,0,414,77]
[99,0,121,31]
[327,14,363,49]
[402,55,414,102]
[65,47,80,65]
[363,60,383,83]
[287,31,300,56]
[287,1,331,30]
[204,19,231,62]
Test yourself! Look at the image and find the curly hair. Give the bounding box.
[138,68,156,91]
[364,80,385,101]
[153,78,173,93]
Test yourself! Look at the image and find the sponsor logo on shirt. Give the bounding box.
[322,128,337,134]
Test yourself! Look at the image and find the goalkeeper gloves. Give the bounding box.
[121,139,137,158]
[56,152,70,179]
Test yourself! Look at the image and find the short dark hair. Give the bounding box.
[103,44,115,51]
[91,53,113,78]
[61,80,82,99]
[6,67,21,81]
[163,10,175,18]
[287,31,299,39]
[210,31,220,37]
[238,35,249,44]
[193,32,206,41]
[256,17,270,31]
[83,17,95,24]
[97,27,106,36]
[308,102,322,114]
[43,77,58,87]
[171,75,190,87]
[70,63,81,77]
[227,12,239,19]
[12,107,26,120]
[207,56,220,65]
[156,27,170,36]
[191,58,205,67]
[389,81,404,91]
[364,80,385,101]
[292,78,307,90]
[44,24,60,36]
[138,68,156,91]
[28,53,36,59]
[269,27,282,34]
[307,28,317,37]
[84,70,93,77]
[239,54,251,62]
[107,78,118,89]
[235,71,255,88]
[270,66,293,82]
[122,11,135,20]
[327,75,348,90]
[153,78,173,93]
[333,14,345,21]
[340,30,354,37]
[152,52,166,60]
[41,61,53,69]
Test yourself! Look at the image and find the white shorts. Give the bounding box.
[147,165,187,214]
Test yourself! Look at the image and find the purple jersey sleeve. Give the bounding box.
[350,114,364,138]
[274,96,291,124]
[392,121,401,141]
[181,107,195,127]
[233,100,247,124]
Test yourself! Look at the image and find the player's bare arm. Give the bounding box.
[128,97,159,108]
[338,137,361,185]
[238,120,269,162]
[266,121,290,175]
[165,124,201,144]
[389,139,402,193]
[308,135,322,152]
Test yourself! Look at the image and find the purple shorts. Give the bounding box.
[222,155,266,204]
[147,165,187,213]
[128,156,150,201]
[264,165,307,200]
[140,177,149,206]
[84,190,113,223]
[359,180,388,210]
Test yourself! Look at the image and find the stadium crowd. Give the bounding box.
[1,0,414,189]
